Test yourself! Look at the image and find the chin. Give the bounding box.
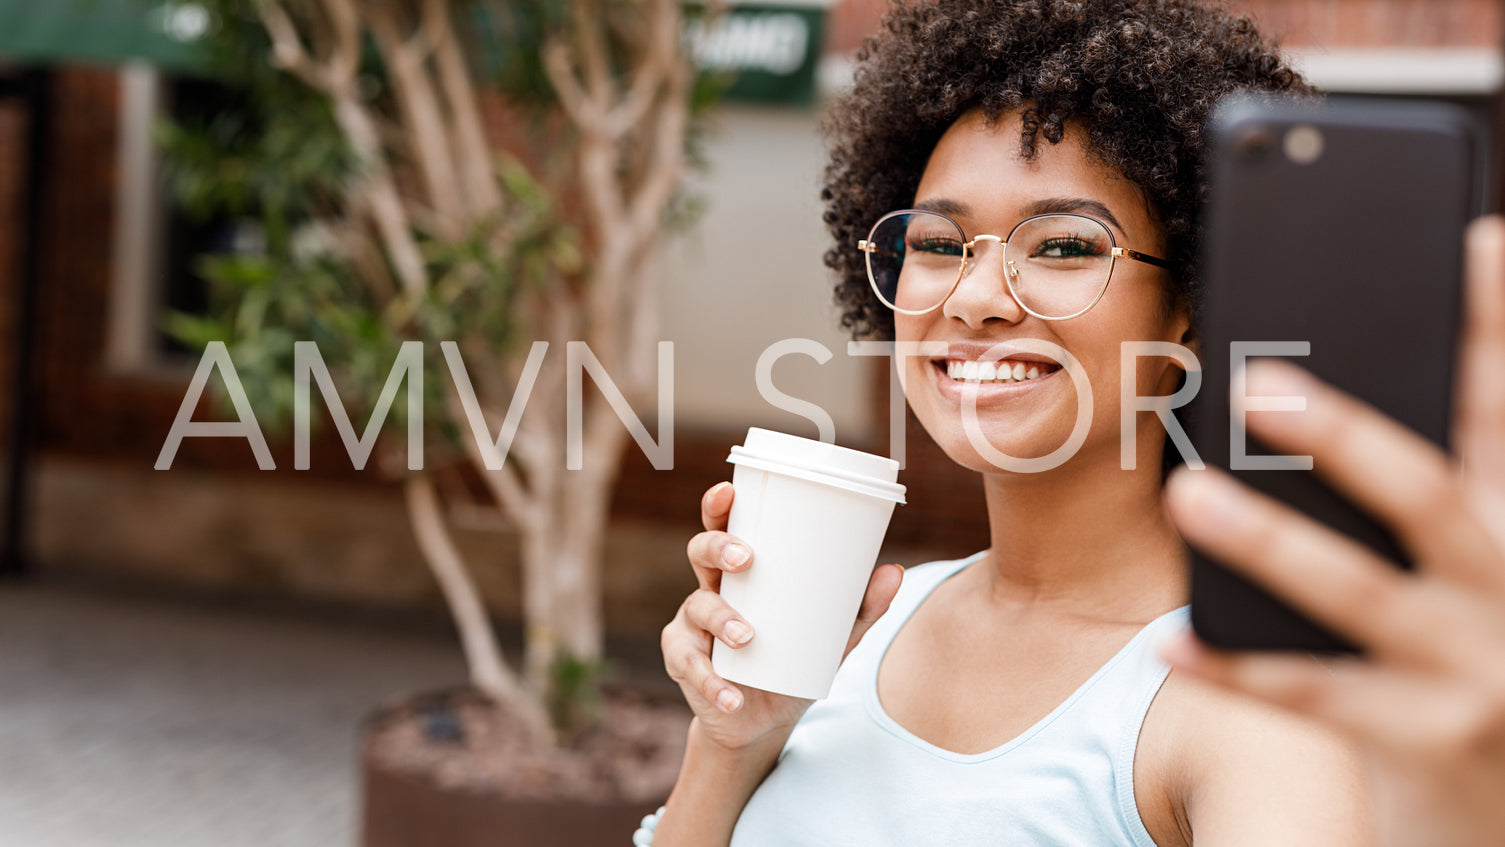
[911,408,1082,476]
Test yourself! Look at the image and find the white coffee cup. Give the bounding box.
[710,428,906,699]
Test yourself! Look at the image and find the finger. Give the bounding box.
[685,530,753,591]
[662,606,745,714]
[1166,466,1503,669]
[683,588,756,650]
[661,608,709,688]
[701,482,735,533]
[1240,360,1505,593]
[667,635,744,714]
[1457,217,1505,489]
[1163,630,1500,761]
[844,564,903,658]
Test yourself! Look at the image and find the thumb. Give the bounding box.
[844,563,904,657]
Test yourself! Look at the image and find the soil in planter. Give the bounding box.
[364,684,691,805]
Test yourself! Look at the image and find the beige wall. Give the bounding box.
[657,104,875,444]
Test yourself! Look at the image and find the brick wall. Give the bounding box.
[0,97,25,450]
[828,0,1505,52]
[1231,0,1502,48]
[827,0,890,54]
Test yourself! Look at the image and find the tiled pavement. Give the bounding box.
[0,579,472,847]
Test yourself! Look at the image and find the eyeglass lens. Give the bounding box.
[865,211,1115,318]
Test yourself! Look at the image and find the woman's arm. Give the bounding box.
[654,482,904,846]
[650,720,789,845]
[1146,671,1372,847]
[1161,216,1505,847]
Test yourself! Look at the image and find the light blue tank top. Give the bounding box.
[729,553,1188,847]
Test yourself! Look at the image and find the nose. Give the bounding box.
[941,236,1027,327]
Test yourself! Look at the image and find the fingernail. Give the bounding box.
[1158,629,1206,672]
[721,543,750,569]
[717,688,742,712]
[722,619,753,646]
[1171,468,1250,533]
[1243,359,1315,405]
[704,482,730,509]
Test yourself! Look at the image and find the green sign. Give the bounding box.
[686,3,828,106]
[0,1,828,106]
[0,0,209,71]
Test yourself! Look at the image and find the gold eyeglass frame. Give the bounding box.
[857,209,1174,321]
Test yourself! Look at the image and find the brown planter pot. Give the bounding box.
[359,687,684,847]
[361,753,656,847]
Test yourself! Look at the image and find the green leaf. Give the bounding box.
[160,311,230,350]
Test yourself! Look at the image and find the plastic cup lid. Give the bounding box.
[727,428,906,504]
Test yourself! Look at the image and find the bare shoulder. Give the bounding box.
[1135,668,1372,847]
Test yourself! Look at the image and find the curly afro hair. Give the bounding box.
[822,0,1314,340]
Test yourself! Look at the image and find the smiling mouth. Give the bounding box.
[939,358,1061,385]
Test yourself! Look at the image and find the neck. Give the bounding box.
[977,442,1187,621]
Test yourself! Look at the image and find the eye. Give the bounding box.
[1033,235,1104,259]
[908,235,966,257]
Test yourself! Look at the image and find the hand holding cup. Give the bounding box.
[663,471,904,753]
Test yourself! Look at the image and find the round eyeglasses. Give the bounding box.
[858,209,1173,321]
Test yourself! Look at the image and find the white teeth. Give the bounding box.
[943,358,1053,383]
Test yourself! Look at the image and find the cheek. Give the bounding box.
[893,313,925,344]
[893,315,927,395]
[1120,321,1194,399]
[1073,314,1185,414]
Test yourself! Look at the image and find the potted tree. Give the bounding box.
[161,0,721,842]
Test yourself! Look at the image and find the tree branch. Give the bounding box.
[346,218,399,303]
[424,0,504,220]
[368,3,465,238]
[256,0,429,295]
[574,0,615,113]
[541,38,603,131]
[318,0,363,86]
[458,334,548,477]
[331,97,430,295]
[625,1,690,250]
[257,0,330,90]
[446,389,534,504]
[603,0,678,138]
[404,475,553,747]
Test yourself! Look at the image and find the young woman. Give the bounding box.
[656,1,1372,844]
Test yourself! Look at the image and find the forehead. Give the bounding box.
[915,110,1157,241]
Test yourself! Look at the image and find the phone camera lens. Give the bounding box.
[1283,125,1325,165]
[1235,127,1275,160]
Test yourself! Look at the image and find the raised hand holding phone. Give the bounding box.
[1162,216,1505,847]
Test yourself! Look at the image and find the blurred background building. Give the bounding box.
[0,0,1498,639]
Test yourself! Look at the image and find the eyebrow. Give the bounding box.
[912,196,1128,236]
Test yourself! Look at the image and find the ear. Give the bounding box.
[1170,298,1199,363]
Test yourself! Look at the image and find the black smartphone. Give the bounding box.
[1187,93,1478,652]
